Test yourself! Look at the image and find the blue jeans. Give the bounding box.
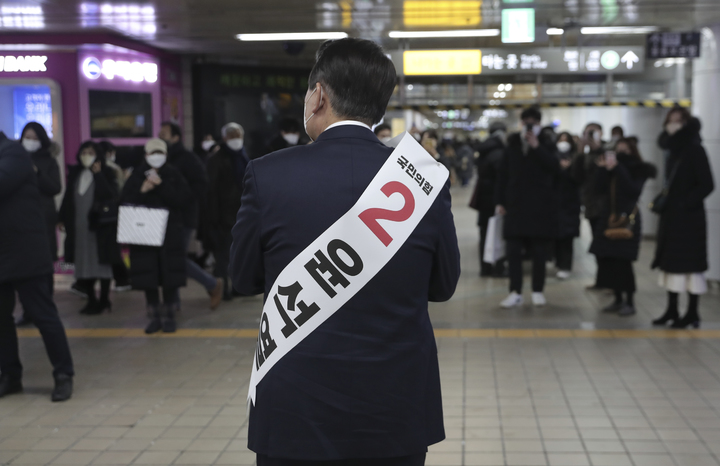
[183,228,217,292]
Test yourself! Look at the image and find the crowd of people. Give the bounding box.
[468,106,714,327]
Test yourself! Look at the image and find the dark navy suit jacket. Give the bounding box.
[230,125,461,460]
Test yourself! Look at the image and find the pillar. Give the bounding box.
[692,25,720,280]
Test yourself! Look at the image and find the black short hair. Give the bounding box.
[75,140,104,166]
[279,118,301,133]
[373,123,391,136]
[422,129,438,140]
[308,38,397,126]
[585,122,603,132]
[161,121,183,139]
[98,140,116,154]
[21,122,51,150]
[611,125,624,136]
[520,106,542,122]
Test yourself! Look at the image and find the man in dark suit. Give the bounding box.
[230,38,461,466]
[0,132,74,402]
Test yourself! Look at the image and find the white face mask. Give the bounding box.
[201,140,215,152]
[282,133,300,146]
[80,154,96,168]
[146,153,167,168]
[22,138,41,153]
[380,136,393,146]
[226,138,244,151]
[556,141,571,153]
[666,122,683,136]
[303,87,320,140]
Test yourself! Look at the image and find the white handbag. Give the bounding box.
[483,215,506,264]
[117,205,169,247]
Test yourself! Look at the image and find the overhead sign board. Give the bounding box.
[81,56,158,83]
[0,55,47,73]
[501,8,535,43]
[404,50,482,75]
[394,47,644,75]
[647,32,700,59]
[403,1,482,27]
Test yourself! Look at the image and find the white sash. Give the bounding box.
[248,132,449,405]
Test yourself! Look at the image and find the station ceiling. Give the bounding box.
[1,0,719,66]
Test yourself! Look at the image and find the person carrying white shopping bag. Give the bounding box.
[483,213,506,265]
[120,138,193,334]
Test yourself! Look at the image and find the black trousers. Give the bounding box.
[0,274,74,379]
[145,287,180,306]
[257,453,426,466]
[555,237,574,271]
[507,238,550,293]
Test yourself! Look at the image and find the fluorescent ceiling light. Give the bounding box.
[236,32,348,41]
[389,29,499,38]
[546,28,564,35]
[580,26,658,35]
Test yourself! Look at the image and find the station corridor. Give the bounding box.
[2,186,720,466]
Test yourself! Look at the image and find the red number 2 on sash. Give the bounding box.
[358,181,415,247]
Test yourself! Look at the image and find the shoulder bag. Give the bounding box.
[605,177,637,240]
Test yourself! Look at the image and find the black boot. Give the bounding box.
[89,279,112,315]
[51,373,72,402]
[653,291,679,326]
[162,304,177,333]
[0,374,22,397]
[79,280,99,314]
[222,277,233,301]
[672,293,701,329]
[144,304,162,334]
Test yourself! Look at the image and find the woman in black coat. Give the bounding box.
[590,139,657,316]
[651,110,715,329]
[121,139,193,334]
[555,132,582,279]
[20,122,61,261]
[59,141,120,315]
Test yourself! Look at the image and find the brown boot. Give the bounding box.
[209,278,223,310]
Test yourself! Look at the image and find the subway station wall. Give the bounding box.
[544,106,667,237]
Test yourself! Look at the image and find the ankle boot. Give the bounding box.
[144,304,162,334]
[51,373,72,402]
[672,294,701,329]
[162,304,177,333]
[653,292,679,326]
[0,374,22,397]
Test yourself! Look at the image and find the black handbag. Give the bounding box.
[89,200,119,231]
[650,161,680,214]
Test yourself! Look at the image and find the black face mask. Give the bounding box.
[616,151,631,158]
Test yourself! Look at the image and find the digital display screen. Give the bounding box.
[13,86,53,139]
[89,90,152,138]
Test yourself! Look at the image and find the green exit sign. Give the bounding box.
[501,8,535,43]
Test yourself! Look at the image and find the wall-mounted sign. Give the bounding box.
[13,86,53,139]
[403,0,481,27]
[501,8,535,43]
[393,47,644,75]
[0,55,47,72]
[647,32,700,59]
[82,56,158,83]
[404,50,482,75]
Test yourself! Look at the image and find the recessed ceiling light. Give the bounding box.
[236,32,349,41]
[546,28,564,35]
[389,29,500,38]
[580,26,658,35]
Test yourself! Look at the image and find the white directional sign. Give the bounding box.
[621,51,640,69]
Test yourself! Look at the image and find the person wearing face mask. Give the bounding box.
[373,123,393,146]
[58,141,121,316]
[608,126,624,150]
[200,134,218,159]
[590,139,656,317]
[14,122,62,327]
[158,122,223,310]
[470,121,507,277]
[651,108,715,329]
[265,118,303,156]
[496,107,560,308]
[230,38,460,466]
[121,139,193,334]
[206,122,251,301]
[554,132,582,280]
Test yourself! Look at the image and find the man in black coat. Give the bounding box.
[264,118,303,156]
[0,132,74,402]
[207,122,250,300]
[159,122,223,309]
[231,38,460,465]
[496,108,560,308]
[470,121,506,277]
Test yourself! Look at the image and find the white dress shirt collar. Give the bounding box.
[324,120,372,132]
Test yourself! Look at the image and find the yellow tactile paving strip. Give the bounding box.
[14,328,720,339]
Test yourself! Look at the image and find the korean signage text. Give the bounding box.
[0,55,47,73]
[647,32,700,59]
[82,56,158,83]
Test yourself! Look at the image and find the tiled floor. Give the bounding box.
[2,185,719,466]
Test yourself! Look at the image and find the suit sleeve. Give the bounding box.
[428,180,461,302]
[230,162,265,296]
[0,145,33,200]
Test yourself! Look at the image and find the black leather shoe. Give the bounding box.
[51,374,72,402]
[0,375,22,398]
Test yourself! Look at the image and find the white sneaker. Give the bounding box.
[556,270,570,280]
[532,292,547,307]
[501,292,523,308]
